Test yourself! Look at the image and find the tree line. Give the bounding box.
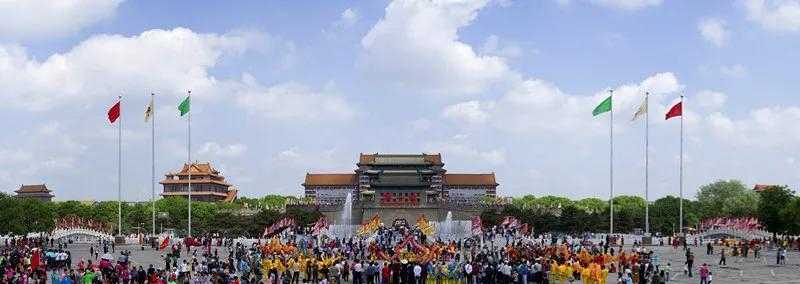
[0,179,797,236]
[482,180,800,236]
[0,194,320,237]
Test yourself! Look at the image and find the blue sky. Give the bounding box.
[1,0,799,201]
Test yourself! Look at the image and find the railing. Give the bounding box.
[51,228,114,243]
[700,228,772,240]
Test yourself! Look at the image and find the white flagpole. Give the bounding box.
[609,89,614,235]
[151,93,156,236]
[645,92,650,235]
[679,95,684,235]
[187,90,192,237]
[118,95,123,237]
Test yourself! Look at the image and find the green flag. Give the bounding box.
[178,96,190,116]
[592,96,612,116]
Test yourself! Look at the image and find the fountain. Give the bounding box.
[439,211,454,240]
[330,192,354,238]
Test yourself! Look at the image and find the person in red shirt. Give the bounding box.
[381,262,391,284]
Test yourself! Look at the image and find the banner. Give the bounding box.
[471,216,482,235]
[263,217,296,237]
[311,216,330,236]
[416,215,435,236]
[357,214,381,236]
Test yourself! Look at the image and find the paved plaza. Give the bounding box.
[59,242,800,284]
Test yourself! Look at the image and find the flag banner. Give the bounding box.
[263,217,296,237]
[521,223,530,235]
[665,101,682,120]
[144,95,154,122]
[159,236,170,251]
[357,214,381,236]
[700,217,762,231]
[108,101,121,123]
[631,96,647,121]
[178,95,191,116]
[501,216,512,227]
[416,215,435,236]
[471,216,482,235]
[592,95,612,116]
[501,216,521,229]
[311,216,330,236]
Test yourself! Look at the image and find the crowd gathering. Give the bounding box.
[1,224,799,284]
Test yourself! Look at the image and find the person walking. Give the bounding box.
[719,249,726,266]
[699,263,709,284]
[686,251,694,278]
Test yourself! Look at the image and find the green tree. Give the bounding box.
[612,196,646,233]
[535,195,573,208]
[649,196,699,235]
[757,185,794,235]
[696,180,759,218]
[575,198,607,214]
[780,197,800,235]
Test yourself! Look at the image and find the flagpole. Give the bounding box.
[679,94,684,235]
[151,93,156,237]
[187,90,192,238]
[118,95,123,237]
[609,89,614,235]
[645,92,650,235]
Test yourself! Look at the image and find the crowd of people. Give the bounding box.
[1,224,799,284]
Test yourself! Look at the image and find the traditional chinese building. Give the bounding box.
[14,184,55,202]
[160,162,238,202]
[302,153,499,224]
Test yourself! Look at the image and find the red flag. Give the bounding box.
[108,101,121,123]
[159,236,170,250]
[471,216,482,235]
[665,102,682,120]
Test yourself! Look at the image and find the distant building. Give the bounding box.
[753,184,776,192]
[14,184,54,202]
[160,162,238,202]
[301,153,499,224]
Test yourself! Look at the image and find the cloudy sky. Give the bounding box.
[1,0,799,201]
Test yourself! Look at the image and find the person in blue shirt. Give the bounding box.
[516,261,529,284]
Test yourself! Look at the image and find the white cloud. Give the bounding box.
[359,0,511,95]
[235,79,356,122]
[275,147,302,162]
[442,100,491,124]
[481,35,523,58]
[197,142,248,158]
[0,27,349,123]
[695,90,728,111]
[589,0,662,11]
[698,18,729,47]
[444,72,682,136]
[555,0,572,7]
[340,8,360,27]
[0,28,254,111]
[742,0,800,32]
[720,64,748,77]
[0,0,124,41]
[704,106,800,148]
[424,140,507,166]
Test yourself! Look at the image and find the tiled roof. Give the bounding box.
[444,173,497,186]
[15,184,51,193]
[160,178,231,187]
[223,189,238,203]
[358,153,443,165]
[161,191,229,197]
[171,162,220,176]
[303,173,358,186]
[753,184,775,192]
